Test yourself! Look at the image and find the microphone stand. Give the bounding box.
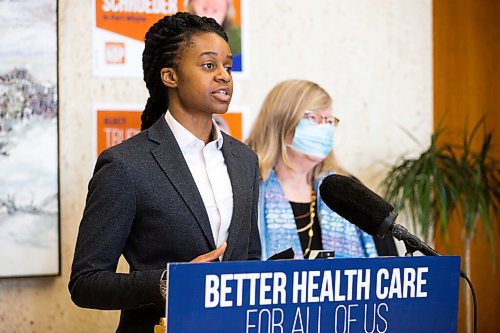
[386,222,477,333]
[389,223,440,257]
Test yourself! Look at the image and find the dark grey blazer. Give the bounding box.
[69,116,261,332]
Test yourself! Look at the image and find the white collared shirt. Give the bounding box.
[165,111,233,247]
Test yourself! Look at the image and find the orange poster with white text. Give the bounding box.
[95,0,182,42]
[96,109,142,156]
[95,109,244,156]
[93,0,183,77]
[93,0,246,77]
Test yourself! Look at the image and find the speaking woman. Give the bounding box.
[69,12,260,332]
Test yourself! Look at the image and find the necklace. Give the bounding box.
[295,187,316,257]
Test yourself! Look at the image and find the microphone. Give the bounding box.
[319,174,439,256]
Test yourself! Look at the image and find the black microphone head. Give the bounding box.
[319,174,395,236]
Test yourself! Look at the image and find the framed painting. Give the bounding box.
[0,0,60,277]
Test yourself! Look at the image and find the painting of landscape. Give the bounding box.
[0,0,59,277]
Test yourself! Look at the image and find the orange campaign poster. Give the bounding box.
[95,108,142,156]
[95,108,244,157]
[93,0,246,77]
[213,112,242,140]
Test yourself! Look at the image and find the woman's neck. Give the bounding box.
[274,157,317,203]
[168,101,213,144]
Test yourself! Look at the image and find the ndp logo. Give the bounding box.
[105,42,125,64]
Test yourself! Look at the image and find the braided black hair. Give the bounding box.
[141,12,228,130]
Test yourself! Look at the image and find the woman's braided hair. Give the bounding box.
[141,12,228,130]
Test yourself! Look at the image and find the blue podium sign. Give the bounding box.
[166,256,460,333]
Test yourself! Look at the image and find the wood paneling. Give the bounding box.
[433,0,500,332]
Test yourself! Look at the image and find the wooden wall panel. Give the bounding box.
[433,0,500,332]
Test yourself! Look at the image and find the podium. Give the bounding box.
[163,256,460,332]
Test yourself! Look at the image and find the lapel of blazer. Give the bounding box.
[148,117,216,250]
[221,134,246,261]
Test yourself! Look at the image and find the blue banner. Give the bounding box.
[166,256,460,333]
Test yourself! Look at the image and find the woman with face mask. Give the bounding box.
[246,79,378,260]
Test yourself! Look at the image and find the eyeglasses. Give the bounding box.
[303,110,340,127]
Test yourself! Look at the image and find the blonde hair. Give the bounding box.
[247,79,348,181]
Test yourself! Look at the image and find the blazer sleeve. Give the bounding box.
[247,157,262,260]
[68,149,164,310]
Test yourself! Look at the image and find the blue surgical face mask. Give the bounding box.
[290,118,335,159]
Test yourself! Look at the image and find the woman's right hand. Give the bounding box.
[190,242,227,263]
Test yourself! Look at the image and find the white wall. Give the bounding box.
[0,1,431,331]
[238,0,432,187]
